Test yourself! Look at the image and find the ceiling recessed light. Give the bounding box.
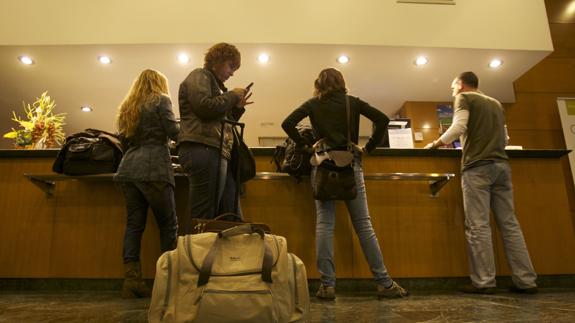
[566,0,575,15]
[98,55,112,65]
[422,123,431,129]
[258,53,270,64]
[177,53,190,64]
[18,55,34,65]
[414,56,428,66]
[337,55,350,64]
[81,106,93,112]
[489,59,503,69]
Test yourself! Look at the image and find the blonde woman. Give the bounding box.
[282,68,407,300]
[114,69,179,298]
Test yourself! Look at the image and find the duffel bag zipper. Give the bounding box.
[195,288,272,305]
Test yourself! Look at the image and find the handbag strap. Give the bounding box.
[345,95,352,152]
[215,118,245,215]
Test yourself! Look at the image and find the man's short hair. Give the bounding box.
[458,71,479,88]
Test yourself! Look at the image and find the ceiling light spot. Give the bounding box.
[337,55,350,64]
[489,59,503,69]
[414,56,428,66]
[18,55,34,65]
[98,55,112,65]
[177,53,190,64]
[567,0,575,15]
[422,123,431,129]
[81,106,93,112]
[258,53,270,64]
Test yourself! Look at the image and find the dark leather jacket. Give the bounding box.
[177,68,244,159]
[114,95,179,186]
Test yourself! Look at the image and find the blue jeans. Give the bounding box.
[178,142,242,228]
[462,161,537,289]
[312,159,392,288]
[121,182,178,263]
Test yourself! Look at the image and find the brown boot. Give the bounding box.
[121,261,151,298]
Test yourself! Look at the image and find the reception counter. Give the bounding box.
[1,148,573,281]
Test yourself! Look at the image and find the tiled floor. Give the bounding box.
[1,289,574,322]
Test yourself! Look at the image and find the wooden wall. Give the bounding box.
[1,154,574,280]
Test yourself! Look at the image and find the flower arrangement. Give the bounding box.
[3,91,66,149]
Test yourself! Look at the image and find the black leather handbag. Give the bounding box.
[232,128,256,184]
[52,128,123,175]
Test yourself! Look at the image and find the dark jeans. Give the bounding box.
[120,182,178,264]
[178,142,242,229]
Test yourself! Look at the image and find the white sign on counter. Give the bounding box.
[388,128,414,148]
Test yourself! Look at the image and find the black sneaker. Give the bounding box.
[510,286,538,294]
[461,284,496,294]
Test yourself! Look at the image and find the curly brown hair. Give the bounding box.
[204,43,241,70]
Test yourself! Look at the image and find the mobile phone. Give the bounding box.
[245,82,254,91]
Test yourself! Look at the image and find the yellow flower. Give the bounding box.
[3,91,66,148]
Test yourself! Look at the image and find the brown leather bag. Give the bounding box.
[190,213,271,234]
[312,160,357,201]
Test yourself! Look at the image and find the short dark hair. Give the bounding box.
[204,43,241,70]
[458,71,479,88]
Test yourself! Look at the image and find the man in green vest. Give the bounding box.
[426,71,538,294]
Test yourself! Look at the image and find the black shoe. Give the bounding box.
[316,284,336,300]
[510,286,538,294]
[461,284,496,294]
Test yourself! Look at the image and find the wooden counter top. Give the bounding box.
[1,148,570,158]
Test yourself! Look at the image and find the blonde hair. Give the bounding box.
[117,69,170,138]
[314,68,347,99]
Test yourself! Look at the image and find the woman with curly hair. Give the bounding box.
[177,42,252,227]
[115,69,179,298]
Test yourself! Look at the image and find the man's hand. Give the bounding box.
[424,139,442,149]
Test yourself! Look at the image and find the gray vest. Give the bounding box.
[457,92,508,171]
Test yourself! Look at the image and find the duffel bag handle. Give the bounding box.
[218,224,264,239]
[197,229,273,287]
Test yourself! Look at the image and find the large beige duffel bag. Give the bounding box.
[148,224,309,323]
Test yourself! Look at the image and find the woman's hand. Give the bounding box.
[352,143,365,155]
[231,88,254,107]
